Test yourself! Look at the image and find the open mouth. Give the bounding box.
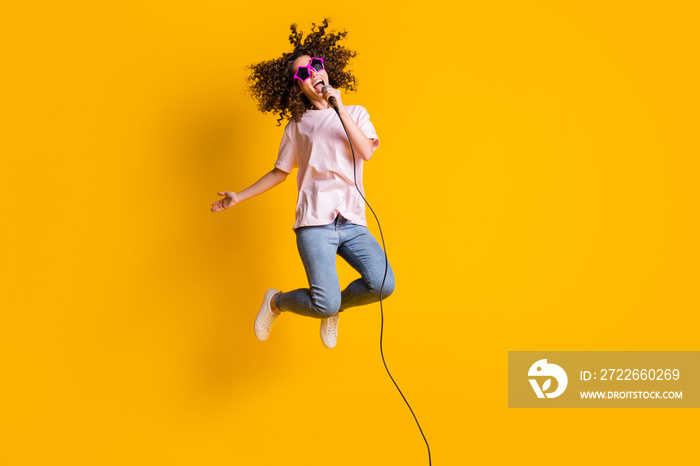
[313,78,324,93]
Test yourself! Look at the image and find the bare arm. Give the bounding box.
[337,107,375,161]
[211,168,289,212]
[322,88,375,161]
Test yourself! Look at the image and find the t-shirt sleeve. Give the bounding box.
[354,106,380,151]
[274,123,298,173]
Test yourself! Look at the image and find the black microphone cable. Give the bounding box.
[329,96,432,466]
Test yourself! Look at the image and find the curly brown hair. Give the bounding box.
[246,19,358,125]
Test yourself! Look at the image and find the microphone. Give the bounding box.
[321,84,339,112]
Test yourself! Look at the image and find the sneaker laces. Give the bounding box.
[325,315,338,336]
[261,311,278,330]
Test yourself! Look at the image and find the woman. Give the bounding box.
[211,20,395,348]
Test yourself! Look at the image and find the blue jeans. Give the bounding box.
[277,215,395,318]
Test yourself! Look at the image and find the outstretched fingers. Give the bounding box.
[211,191,238,212]
[211,193,226,212]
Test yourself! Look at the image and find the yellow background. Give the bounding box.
[2,1,698,464]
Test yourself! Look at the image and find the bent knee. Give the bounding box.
[371,269,395,298]
[310,294,341,318]
[378,280,395,298]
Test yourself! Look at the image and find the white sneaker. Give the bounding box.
[254,288,280,341]
[320,313,339,349]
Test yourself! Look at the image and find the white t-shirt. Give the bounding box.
[274,105,380,229]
